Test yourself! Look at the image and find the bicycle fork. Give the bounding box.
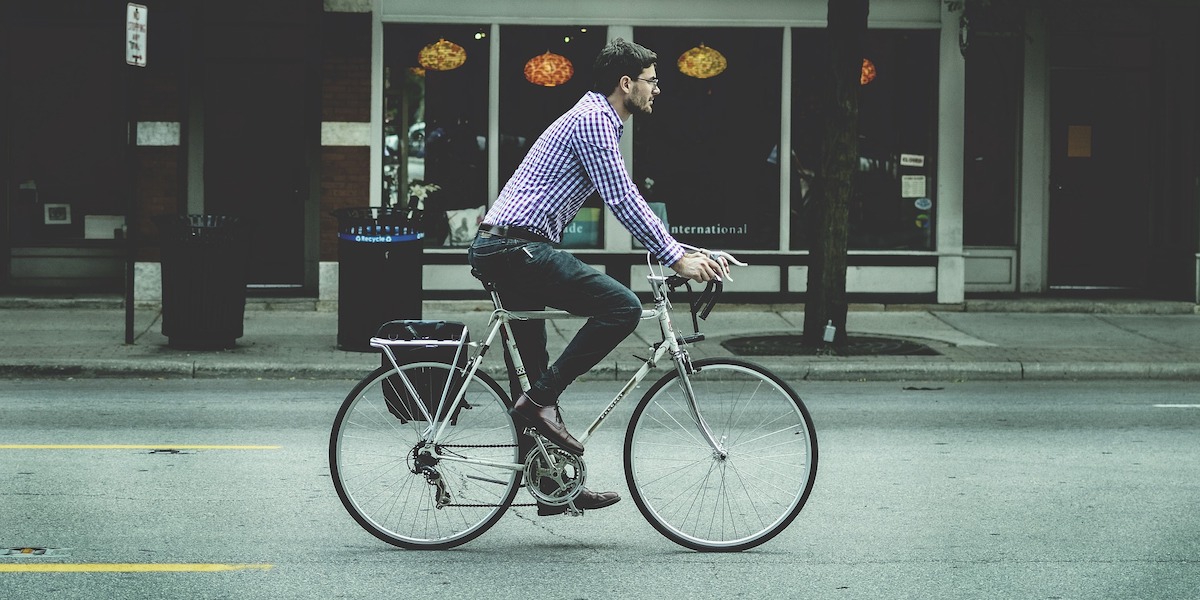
[673,359,728,460]
[657,303,729,460]
[662,336,724,460]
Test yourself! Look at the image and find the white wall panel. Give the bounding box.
[321,122,371,146]
[965,248,1017,292]
[631,264,780,293]
[135,122,180,146]
[787,265,937,293]
[424,262,607,291]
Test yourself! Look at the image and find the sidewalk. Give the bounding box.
[0,297,1197,381]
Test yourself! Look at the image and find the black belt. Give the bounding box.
[477,223,554,245]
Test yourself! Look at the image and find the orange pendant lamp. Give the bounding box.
[418,38,467,71]
[677,44,727,79]
[524,51,574,87]
[860,58,877,85]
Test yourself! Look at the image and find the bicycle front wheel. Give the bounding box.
[330,362,521,549]
[625,358,817,552]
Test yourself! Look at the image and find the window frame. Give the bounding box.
[377,16,948,259]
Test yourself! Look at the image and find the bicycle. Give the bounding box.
[328,246,818,552]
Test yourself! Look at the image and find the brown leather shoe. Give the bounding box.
[511,392,584,455]
[537,488,621,516]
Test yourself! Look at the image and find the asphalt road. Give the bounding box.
[2,378,1199,599]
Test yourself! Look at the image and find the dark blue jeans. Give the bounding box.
[468,234,642,405]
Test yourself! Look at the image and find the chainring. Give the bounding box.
[523,445,586,506]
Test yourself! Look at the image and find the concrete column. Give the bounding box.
[605,25,634,253]
[936,1,966,304]
[1018,7,1050,293]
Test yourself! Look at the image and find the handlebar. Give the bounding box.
[661,277,721,334]
[678,244,748,282]
[654,245,748,333]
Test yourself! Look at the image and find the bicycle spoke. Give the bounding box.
[627,359,817,551]
[331,364,521,549]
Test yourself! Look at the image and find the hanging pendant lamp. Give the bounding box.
[677,44,727,79]
[860,58,877,85]
[524,51,574,87]
[418,38,467,71]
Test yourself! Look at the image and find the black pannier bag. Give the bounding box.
[376,320,471,424]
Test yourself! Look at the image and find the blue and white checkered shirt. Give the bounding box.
[483,91,685,267]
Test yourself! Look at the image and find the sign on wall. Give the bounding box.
[126,3,147,67]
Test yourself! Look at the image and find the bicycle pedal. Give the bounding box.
[535,503,585,517]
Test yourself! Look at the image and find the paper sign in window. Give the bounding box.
[901,175,926,199]
[1067,125,1092,158]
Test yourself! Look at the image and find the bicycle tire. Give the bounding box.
[330,362,521,549]
[624,358,818,552]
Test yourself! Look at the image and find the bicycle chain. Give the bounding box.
[439,443,519,449]
[431,442,528,507]
[444,503,537,508]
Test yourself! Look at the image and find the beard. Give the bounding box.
[624,94,653,116]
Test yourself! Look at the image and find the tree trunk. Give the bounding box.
[803,0,869,351]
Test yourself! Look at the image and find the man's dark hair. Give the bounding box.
[592,38,657,94]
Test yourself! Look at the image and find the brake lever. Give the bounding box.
[706,250,748,268]
[694,281,721,321]
[665,274,692,290]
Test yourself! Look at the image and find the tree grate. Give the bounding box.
[721,335,940,357]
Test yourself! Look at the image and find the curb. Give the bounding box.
[4,359,1199,382]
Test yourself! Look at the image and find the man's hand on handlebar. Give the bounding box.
[670,251,729,283]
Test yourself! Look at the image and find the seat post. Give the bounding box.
[471,268,505,310]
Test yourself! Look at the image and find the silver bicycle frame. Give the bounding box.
[368,271,728,473]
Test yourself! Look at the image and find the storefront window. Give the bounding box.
[6,15,127,245]
[384,24,489,247]
[790,29,939,251]
[631,27,782,251]
[499,25,606,249]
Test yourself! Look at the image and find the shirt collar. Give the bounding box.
[585,91,623,136]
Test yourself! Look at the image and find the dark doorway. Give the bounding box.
[199,0,316,289]
[203,60,309,287]
[1046,0,1159,294]
[1049,67,1152,291]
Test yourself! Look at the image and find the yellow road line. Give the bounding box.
[0,563,273,573]
[0,444,280,450]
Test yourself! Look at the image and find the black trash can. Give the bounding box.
[154,214,249,350]
[333,207,424,352]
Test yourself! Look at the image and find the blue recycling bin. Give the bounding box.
[333,207,425,351]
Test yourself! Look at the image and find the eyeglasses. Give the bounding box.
[636,77,660,89]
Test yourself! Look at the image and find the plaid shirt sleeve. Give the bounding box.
[571,112,685,267]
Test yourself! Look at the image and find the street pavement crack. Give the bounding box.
[930,311,973,343]
[509,510,602,551]
[133,309,163,344]
[1094,315,1184,349]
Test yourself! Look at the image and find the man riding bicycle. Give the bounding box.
[468,38,726,516]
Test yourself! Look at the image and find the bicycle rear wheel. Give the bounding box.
[330,362,520,549]
[625,358,817,552]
